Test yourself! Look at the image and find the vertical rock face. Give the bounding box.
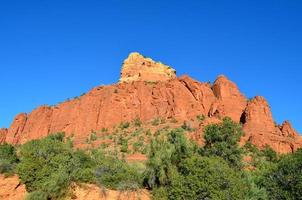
[120,52,176,83]
[210,75,247,122]
[241,96,302,153]
[5,113,27,144]
[1,52,301,153]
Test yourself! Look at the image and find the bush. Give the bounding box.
[0,143,18,175]
[168,156,249,200]
[17,133,95,199]
[144,129,195,188]
[260,149,302,199]
[133,117,142,127]
[25,191,48,200]
[93,150,142,190]
[202,117,244,168]
[119,122,130,129]
[151,118,160,126]
[90,131,98,141]
[181,121,194,132]
[196,114,206,122]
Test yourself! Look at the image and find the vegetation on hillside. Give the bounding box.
[0,117,301,200]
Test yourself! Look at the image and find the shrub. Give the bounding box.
[16,133,95,199]
[120,140,129,153]
[151,118,160,126]
[133,117,142,127]
[261,145,277,162]
[202,117,244,168]
[90,131,98,141]
[93,150,142,190]
[181,121,194,132]
[168,156,249,200]
[196,114,206,122]
[0,143,18,175]
[25,191,48,200]
[144,129,195,188]
[260,149,302,199]
[119,122,130,129]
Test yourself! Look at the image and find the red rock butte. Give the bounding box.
[0,52,301,153]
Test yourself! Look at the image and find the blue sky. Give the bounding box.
[0,0,301,133]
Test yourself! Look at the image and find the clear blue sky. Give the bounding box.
[0,0,301,133]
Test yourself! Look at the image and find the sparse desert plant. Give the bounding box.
[90,131,98,141]
[181,121,194,132]
[119,121,130,130]
[151,118,160,126]
[196,114,206,122]
[133,117,142,127]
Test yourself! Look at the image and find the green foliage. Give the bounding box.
[151,118,160,126]
[90,131,98,141]
[202,117,244,168]
[196,114,206,122]
[181,121,194,132]
[261,145,278,162]
[93,149,142,190]
[119,121,130,129]
[168,156,249,200]
[260,149,302,200]
[144,129,195,188]
[120,140,129,153]
[133,117,142,127]
[25,191,48,200]
[16,133,95,199]
[0,143,18,175]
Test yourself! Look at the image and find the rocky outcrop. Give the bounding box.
[210,75,247,122]
[0,175,26,200]
[120,52,176,83]
[1,53,301,153]
[241,96,302,153]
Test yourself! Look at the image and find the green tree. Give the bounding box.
[17,133,95,199]
[168,156,249,200]
[260,149,302,200]
[144,129,196,188]
[202,117,244,168]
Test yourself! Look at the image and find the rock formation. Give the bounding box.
[0,52,301,153]
[241,96,302,153]
[120,52,176,83]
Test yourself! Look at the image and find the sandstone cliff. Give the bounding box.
[1,52,301,153]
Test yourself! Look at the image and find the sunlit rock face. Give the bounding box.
[120,52,176,83]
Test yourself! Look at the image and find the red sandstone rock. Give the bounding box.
[1,53,301,153]
[241,96,302,153]
[0,175,26,200]
[210,75,247,122]
[281,120,299,138]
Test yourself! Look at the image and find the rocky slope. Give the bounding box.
[0,52,301,153]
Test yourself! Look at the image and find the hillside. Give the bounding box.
[0,52,301,153]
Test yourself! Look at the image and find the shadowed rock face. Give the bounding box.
[1,52,301,153]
